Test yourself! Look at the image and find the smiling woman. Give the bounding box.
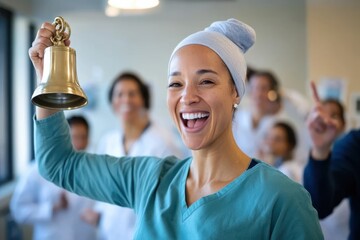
[31,18,323,239]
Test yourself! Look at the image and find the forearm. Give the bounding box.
[35,111,73,185]
[303,154,334,218]
[34,112,133,206]
[36,106,60,120]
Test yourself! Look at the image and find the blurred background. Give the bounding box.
[0,0,359,239]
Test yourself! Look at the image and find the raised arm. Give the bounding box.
[34,110,164,208]
[30,22,65,119]
[303,82,353,218]
[306,81,340,159]
[30,22,164,209]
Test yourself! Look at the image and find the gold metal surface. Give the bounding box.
[31,16,87,110]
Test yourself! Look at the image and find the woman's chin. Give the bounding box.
[183,139,205,151]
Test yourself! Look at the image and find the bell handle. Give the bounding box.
[50,16,71,46]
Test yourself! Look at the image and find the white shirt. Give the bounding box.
[95,122,184,240]
[278,160,304,184]
[10,163,97,240]
[320,199,350,240]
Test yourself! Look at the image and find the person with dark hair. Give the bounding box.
[67,115,90,151]
[30,19,322,239]
[67,115,89,130]
[108,72,151,110]
[81,71,184,240]
[10,115,96,240]
[232,70,309,164]
[232,70,281,159]
[321,98,346,129]
[260,121,303,183]
[304,88,354,240]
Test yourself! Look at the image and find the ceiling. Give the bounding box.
[0,0,358,22]
[0,0,240,20]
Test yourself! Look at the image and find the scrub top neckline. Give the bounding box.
[180,158,260,221]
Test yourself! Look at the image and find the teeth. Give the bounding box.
[182,112,209,120]
[119,105,131,113]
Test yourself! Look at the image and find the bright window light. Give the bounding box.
[108,0,159,10]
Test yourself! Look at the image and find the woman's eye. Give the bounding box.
[168,82,182,88]
[200,80,214,85]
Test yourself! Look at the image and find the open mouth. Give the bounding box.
[181,112,209,130]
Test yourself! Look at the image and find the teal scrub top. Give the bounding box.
[35,112,323,239]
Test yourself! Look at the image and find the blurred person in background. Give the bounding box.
[10,116,96,240]
[232,71,309,164]
[304,82,359,240]
[259,121,303,183]
[306,97,350,240]
[81,72,184,240]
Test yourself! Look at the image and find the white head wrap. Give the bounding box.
[169,19,256,98]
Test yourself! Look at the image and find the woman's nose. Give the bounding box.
[180,84,200,105]
[119,92,132,104]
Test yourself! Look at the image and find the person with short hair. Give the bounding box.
[67,115,90,151]
[260,121,303,183]
[10,115,96,240]
[81,71,184,240]
[304,87,357,240]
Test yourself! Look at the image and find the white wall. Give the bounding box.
[307,0,360,128]
[40,0,307,147]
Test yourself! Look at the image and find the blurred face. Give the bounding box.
[248,75,273,113]
[111,79,146,122]
[323,102,345,135]
[264,126,291,158]
[167,45,239,150]
[70,124,89,151]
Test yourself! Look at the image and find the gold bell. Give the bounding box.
[31,16,87,110]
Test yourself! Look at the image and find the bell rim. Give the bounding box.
[31,93,88,110]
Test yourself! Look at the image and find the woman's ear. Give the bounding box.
[232,85,241,105]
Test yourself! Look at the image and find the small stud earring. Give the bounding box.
[233,103,239,109]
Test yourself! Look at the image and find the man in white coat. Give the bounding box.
[10,116,97,240]
[80,72,187,240]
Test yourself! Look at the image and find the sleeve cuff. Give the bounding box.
[308,151,331,170]
[33,111,67,139]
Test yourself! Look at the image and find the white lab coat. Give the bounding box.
[10,163,97,240]
[95,122,184,240]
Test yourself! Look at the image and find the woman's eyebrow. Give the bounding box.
[169,71,181,77]
[169,69,218,77]
[196,69,218,75]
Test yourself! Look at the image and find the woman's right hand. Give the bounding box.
[29,22,70,82]
[31,22,70,119]
[306,82,341,160]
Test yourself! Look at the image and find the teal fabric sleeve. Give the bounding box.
[34,111,177,210]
